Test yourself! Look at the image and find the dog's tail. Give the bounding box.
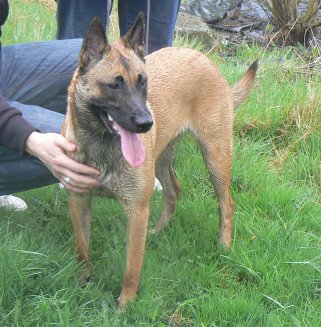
[232,60,258,109]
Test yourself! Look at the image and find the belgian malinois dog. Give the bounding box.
[62,13,258,308]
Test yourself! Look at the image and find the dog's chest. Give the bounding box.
[76,136,147,202]
[100,167,129,192]
[93,162,141,202]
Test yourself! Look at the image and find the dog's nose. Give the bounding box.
[131,114,153,133]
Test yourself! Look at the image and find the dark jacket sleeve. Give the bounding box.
[0,0,9,38]
[0,96,38,156]
[0,1,38,156]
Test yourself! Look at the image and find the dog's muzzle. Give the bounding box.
[130,113,153,133]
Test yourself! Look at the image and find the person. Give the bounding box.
[0,0,181,210]
[56,0,181,55]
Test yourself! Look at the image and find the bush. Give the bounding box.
[259,0,321,45]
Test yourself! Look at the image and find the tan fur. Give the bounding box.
[63,37,257,309]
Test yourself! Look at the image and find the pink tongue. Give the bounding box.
[115,122,145,167]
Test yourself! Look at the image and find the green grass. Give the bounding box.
[2,0,57,44]
[1,1,321,326]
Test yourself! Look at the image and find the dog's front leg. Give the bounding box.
[68,192,92,284]
[118,201,150,309]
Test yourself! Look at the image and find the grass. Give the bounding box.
[1,0,321,326]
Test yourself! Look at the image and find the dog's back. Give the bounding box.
[144,47,257,160]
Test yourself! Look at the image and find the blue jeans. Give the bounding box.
[57,0,181,54]
[0,39,82,195]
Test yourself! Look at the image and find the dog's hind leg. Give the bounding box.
[69,193,92,283]
[152,141,181,234]
[197,134,234,248]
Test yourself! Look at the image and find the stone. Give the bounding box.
[180,0,243,23]
[175,12,219,50]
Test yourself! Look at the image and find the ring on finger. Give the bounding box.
[63,177,71,184]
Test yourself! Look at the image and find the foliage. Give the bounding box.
[258,0,321,45]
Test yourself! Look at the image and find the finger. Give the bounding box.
[56,154,101,176]
[62,181,90,194]
[57,167,101,188]
[54,134,77,153]
[59,175,92,192]
[62,171,101,189]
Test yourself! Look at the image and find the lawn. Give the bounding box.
[1,1,320,326]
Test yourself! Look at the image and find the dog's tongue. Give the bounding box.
[114,122,145,167]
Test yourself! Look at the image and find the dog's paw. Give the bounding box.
[149,221,167,235]
[79,270,92,287]
[117,286,138,312]
[149,225,163,235]
[117,294,136,313]
[117,301,127,314]
[219,236,233,249]
[149,228,157,235]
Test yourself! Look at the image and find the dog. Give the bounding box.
[61,13,258,309]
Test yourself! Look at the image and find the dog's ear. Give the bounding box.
[79,17,110,71]
[122,12,145,60]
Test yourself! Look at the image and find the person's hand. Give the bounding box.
[25,132,101,193]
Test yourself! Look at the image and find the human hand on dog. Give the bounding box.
[25,132,101,193]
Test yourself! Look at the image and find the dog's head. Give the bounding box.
[73,13,153,167]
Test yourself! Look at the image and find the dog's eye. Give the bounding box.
[138,74,147,87]
[107,75,124,90]
[108,83,119,90]
[116,75,124,83]
[107,75,125,90]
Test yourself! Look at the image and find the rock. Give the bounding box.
[180,0,243,23]
[175,12,219,50]
[227,7,241,20]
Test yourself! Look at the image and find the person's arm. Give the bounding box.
[0,96,38,156]
[0,98,101,192]
[0,0,9,33]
